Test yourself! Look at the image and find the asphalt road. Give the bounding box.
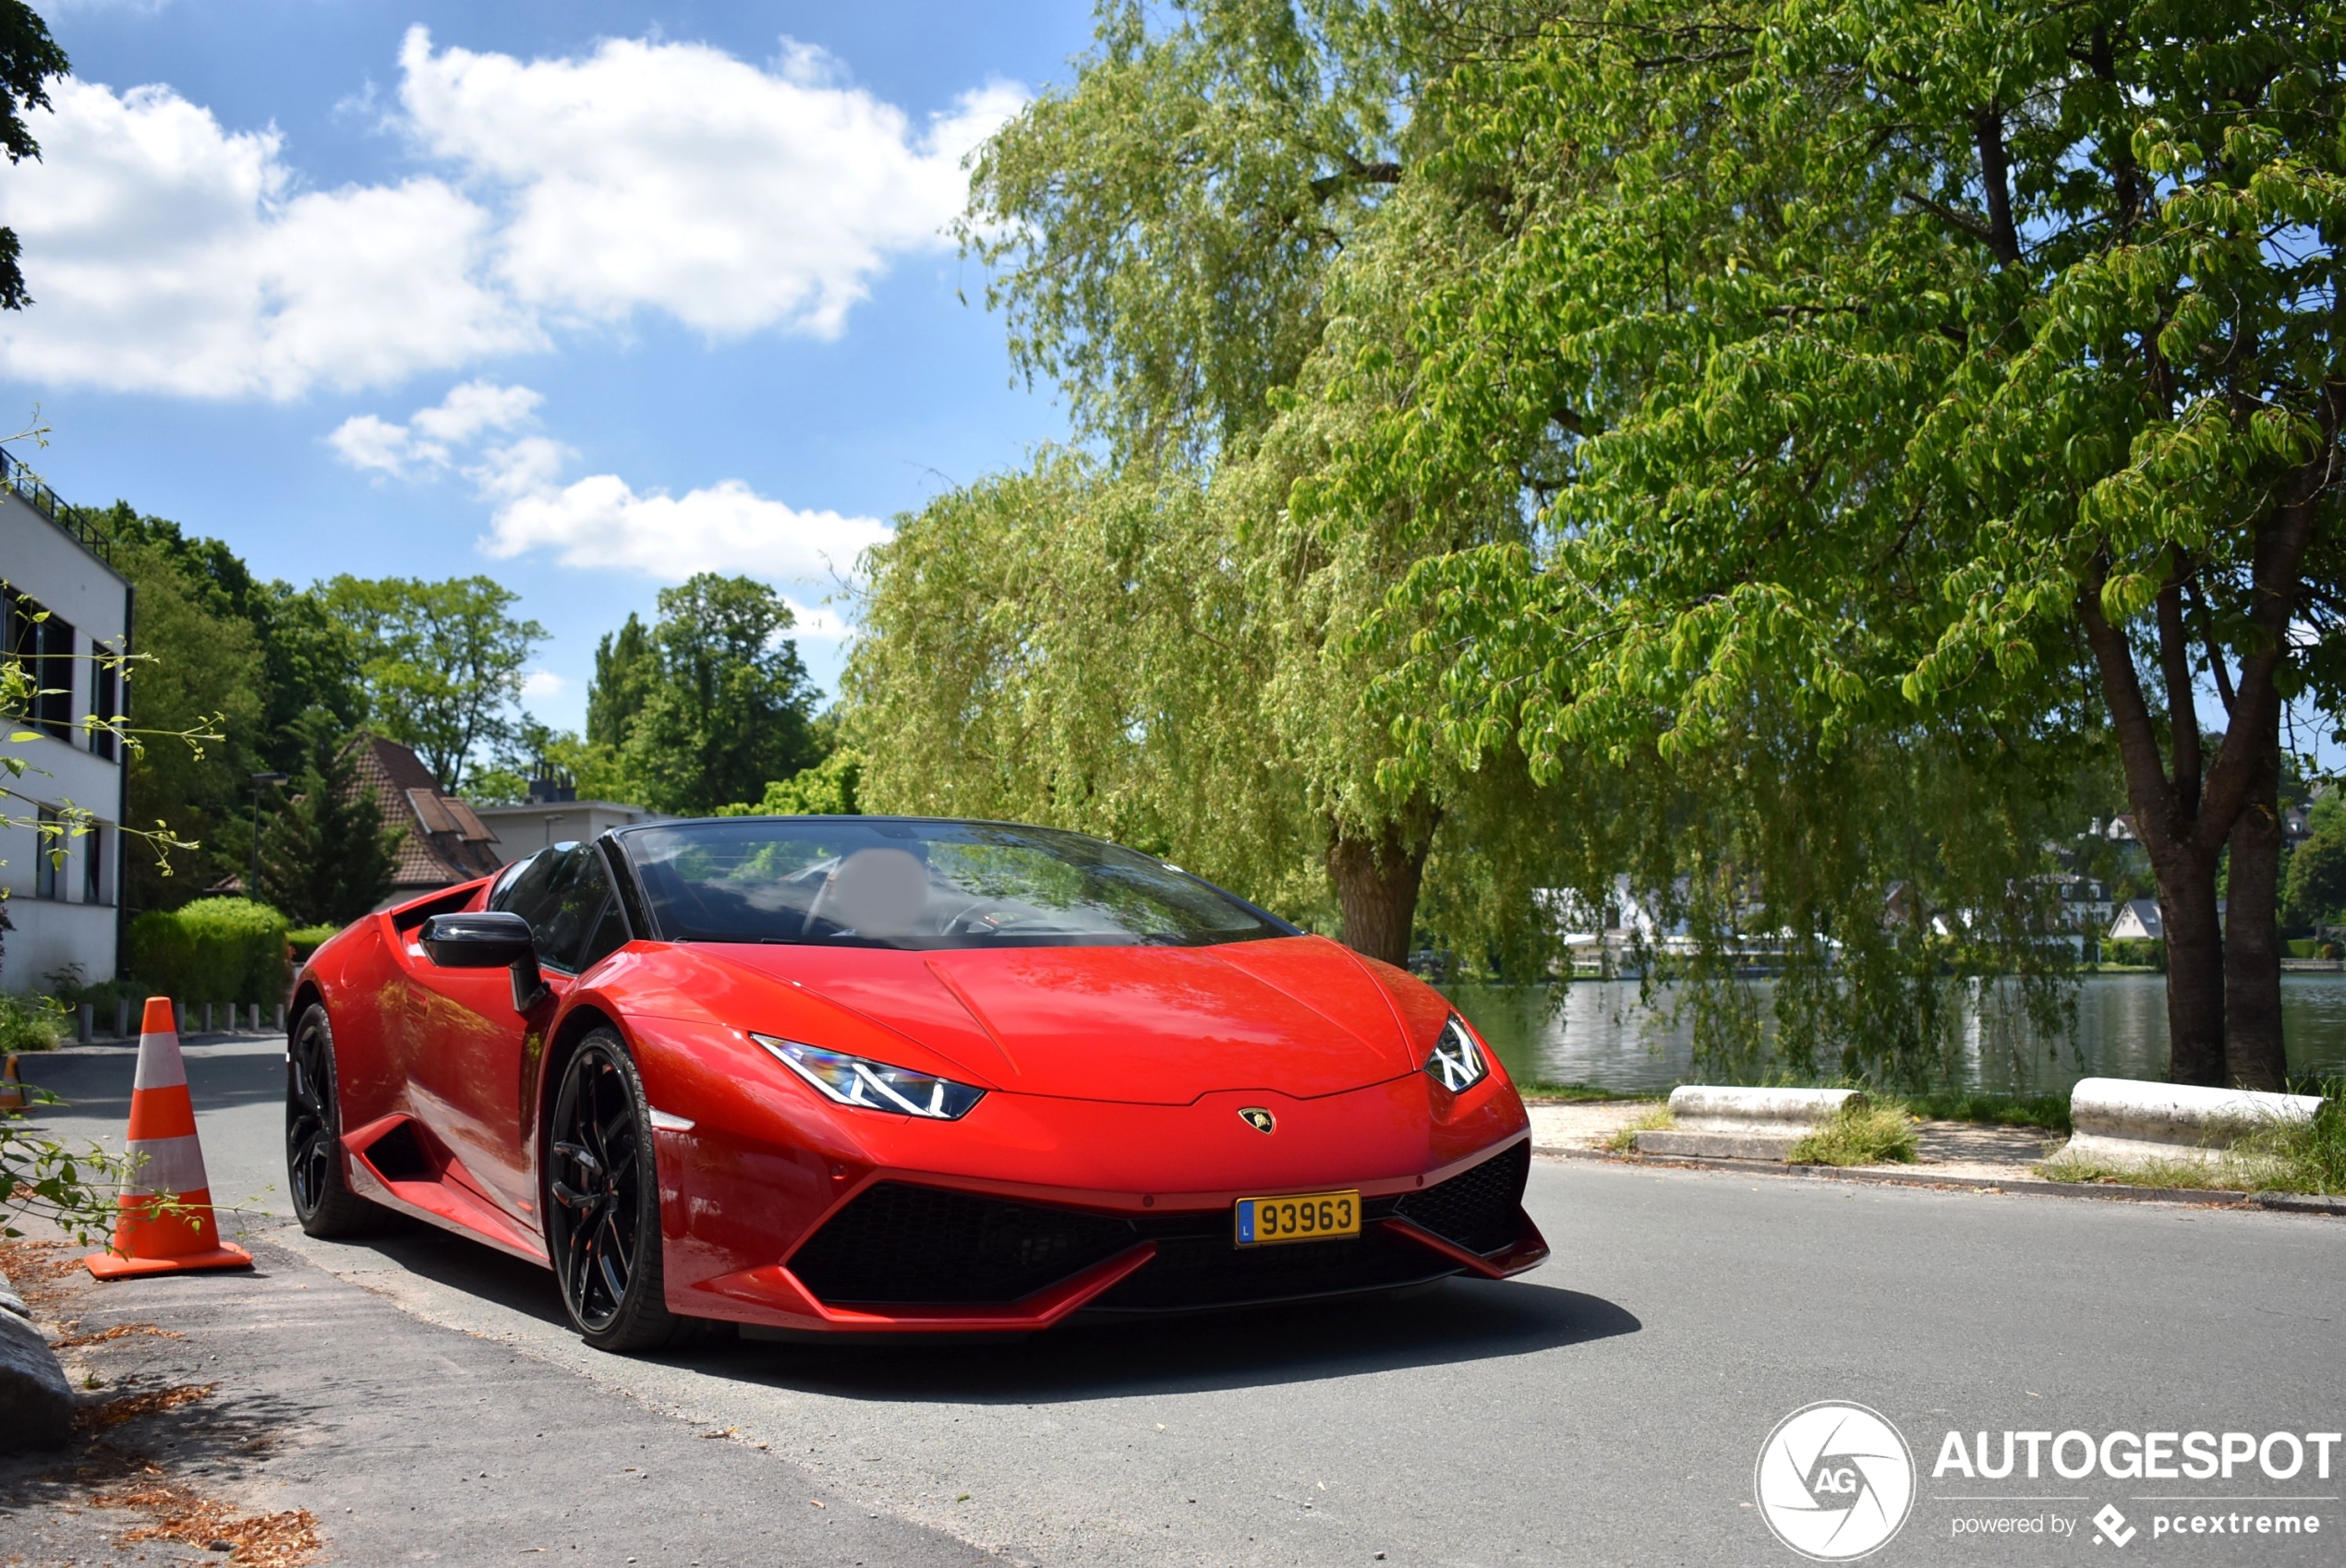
[8,1037,2344,1568]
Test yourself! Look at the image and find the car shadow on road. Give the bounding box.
[683,1277,1640,1402]
[284,1224,1640,1401]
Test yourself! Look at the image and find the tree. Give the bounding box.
[1326,0,2344,1088]
[624,574,820,815]
[102,531,265,909]
[586,612,654,751]
[87,503,366,776]
[2284,797,2346,931]
[0,2,67,311]
[257,714,404,925]
[324,575,545,790]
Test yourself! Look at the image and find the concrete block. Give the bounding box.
[1666,1086,1865,1126]
[1634,1128,1808,1160]
[1631,1085,1867,1163]
[0,1272,71,1452]
[2056,1077,2323,1170]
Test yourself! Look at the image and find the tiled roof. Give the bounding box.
[345,732,502,891]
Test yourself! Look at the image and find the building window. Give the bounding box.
[34,805,59,899]
[5,587,76,739]
[84,823,105,904]
[90,651,117,760]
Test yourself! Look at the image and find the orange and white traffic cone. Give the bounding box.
[0,1053,24,1111]
[85,997,252,1279]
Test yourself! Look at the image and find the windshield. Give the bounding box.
[615,818,1296,949]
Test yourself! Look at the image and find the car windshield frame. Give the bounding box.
[609,816,1300,951]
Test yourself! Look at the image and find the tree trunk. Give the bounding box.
[2156,854,2229,1088]
[2223,712,2287,1090]
[1324,799,1439,967]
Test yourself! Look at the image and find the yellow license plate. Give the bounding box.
[1233,1189,1360,1247]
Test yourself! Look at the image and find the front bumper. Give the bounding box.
[677,1138,1545,1333]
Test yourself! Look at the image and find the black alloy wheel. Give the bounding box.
[545,1030,683,1352]
[285,1003,384,1237]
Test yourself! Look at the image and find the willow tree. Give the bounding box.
[1334,0,2343,1086]
[843,0,1560,964]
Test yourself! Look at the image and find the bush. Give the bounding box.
[128,897,292,1007]
[2104,938,2164,969]
[0,992,67,1053]
[287,924,340,962]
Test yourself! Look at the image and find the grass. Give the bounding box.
[1603,1105,1677,1152]
[1787,1102,1922,1165]
[1516,1080,1655,1104]
[1897,1090,2072,1133]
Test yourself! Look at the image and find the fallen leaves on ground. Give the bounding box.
[91,1479,322,1566]
[79,1381,216,1431]
[52,1321,186,1347]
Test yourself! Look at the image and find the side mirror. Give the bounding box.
[418,911,550,1013]
[419,911,534,967]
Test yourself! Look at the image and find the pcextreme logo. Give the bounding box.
[1755,1402,1917,1562]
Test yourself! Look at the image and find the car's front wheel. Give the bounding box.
[286,1003,386,1238]
[545,1030,685,1353]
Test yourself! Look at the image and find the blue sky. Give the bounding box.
[0,0,1095,733]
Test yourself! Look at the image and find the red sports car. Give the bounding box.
[285,817,1547,1352]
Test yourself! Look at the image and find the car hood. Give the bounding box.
[696,935,1423,1104]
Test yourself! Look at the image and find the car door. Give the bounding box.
[405,842,630,1229]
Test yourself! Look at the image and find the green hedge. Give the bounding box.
[127,897,292,1007]
[287,924,341,962]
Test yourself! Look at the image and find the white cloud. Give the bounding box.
[782,599,852,640]
[481,472,889,584]
[336,375,889,585]
[0,80,537,397]
[327,380,541,475]
[0,34,1023,396]
[397,28,1019,338]
[519,668,567,698]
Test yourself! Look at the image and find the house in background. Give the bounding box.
[466,770,665,865]
[349,734,504,908]
[0,452,128,988]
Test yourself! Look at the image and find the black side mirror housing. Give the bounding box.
[418,911,550,1012]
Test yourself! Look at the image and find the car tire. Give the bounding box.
[545,1028,685,1354]
[285,1003,388,1238]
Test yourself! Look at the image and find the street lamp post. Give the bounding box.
[249,771,288,897]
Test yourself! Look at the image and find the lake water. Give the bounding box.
[1442,973,2346,1094]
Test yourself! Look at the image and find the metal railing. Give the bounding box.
[0,445,106,562]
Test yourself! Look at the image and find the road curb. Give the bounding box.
[1534,1143,2346,1215]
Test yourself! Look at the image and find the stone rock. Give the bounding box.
[1632,1084,1865,1162]
[0,1305,73,1451]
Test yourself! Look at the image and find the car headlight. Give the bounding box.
[1424,1015,1490,1093]
[753,1034,986,1120]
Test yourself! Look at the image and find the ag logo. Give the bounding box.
[1754,1402,1915,1561]
[1238,1106,1276,1134]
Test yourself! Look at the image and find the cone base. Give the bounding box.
[84,1241,253,1279]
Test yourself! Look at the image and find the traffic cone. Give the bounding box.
[85,997,251,1279]
[0,1054,23,1111]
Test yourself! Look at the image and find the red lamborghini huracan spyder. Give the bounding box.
[285,816,1547,1351]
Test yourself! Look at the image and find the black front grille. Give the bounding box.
[1393,1140,1529,1254]
[786,1141,1529,1312]
[1087,1218,1452,1313]
[789,1182,1138,1306]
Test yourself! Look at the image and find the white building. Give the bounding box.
[466,775,666,865]
[2109,899,2161,940]
[1,455,129,990]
